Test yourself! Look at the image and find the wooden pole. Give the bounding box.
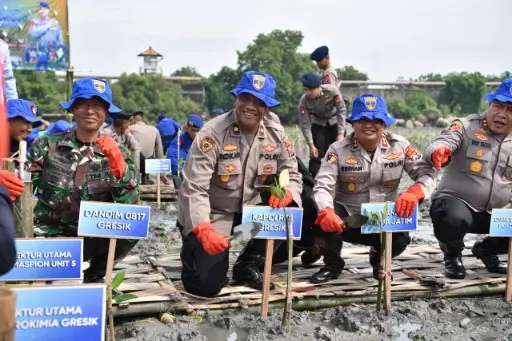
[260,239,274,317]
[505,238,512,302]
[105,239,117,341]
[384,232,392,313]
[0,288,16,341]
[156,172,161,209]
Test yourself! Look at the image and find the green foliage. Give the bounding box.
[111,73,202,124]
[171,67,202,77]
[364,202,390,233]
[204,66,239,112]
[14,70,67,113]
[336,65,369,87]
[405,91,437,112]
[109,271,138,304]
[438,72,486,114]
[387,99,417,120]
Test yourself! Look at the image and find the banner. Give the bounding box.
[0,0,69,71]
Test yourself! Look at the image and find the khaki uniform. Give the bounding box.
[178,110,303,237]
[299,84,346,144]
[312,132,437,272]
[315,132,437,214]
[321,65,338,87]
[425,114,512,212]
[102,126,141,173]
[129,122,164,159]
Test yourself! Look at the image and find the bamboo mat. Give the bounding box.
[89,240,508,316]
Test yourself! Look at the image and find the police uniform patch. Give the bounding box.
[345,156,358,165]
[364,96,377,111]
[300,105,306,114]
[220,175,230,183]
[252,74,266,90]
[283,136,296,157]
[92,79,106,93]
[469,161,483,173]
[200,136,215,153]
[474,133,489,141]
[345,176,358,182]
[476,148,483,157]
[30,103,37,115]
[262,164,273,174]
[225,164,237,173]
[383,152,402,161]
[405,145,421,161]
[322,74,329,84]
[223,144,238,151]
[326,152,338,164]
[262,144,277,153]
[449,121,463,131]
[381,136,389,148]
[347,182,356,192]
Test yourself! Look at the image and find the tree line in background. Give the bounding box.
[13,29,511,125]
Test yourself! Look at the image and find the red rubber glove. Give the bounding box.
[192,222,231,256]
[395,184,425,218]
[269,189,293,208]
[0,170,25,201]
[431,146,452,170]
[96,136,127,179]
[315,207,346,233]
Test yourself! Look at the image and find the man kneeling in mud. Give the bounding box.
[177,71,302,297]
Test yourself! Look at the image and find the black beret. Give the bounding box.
[301,73,322,89]
[310,45,329,62]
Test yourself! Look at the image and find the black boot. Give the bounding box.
[83,271,105,283]
[232,239,276,290]
[369,248,383,280]
[439,241,466,279]
[311,260,344,284]
[301,244,322,266]
[472,239,507,274]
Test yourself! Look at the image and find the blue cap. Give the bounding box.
[39,2,50,9]
[7,99,42,128]
[46,120,74,135]
[310,46,329,62]
[347,94,396,127]
[187,113,204,129]
[59,78,121,114]
[301,73,322,89]
[485,79,512,103]
[211,108,224,116]
[229,71,280,108]
[157,113,166,122]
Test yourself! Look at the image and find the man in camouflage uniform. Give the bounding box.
[311,94,436,283]
[28,78,139,283]
[177,71,302,297]
[424,79,512,279]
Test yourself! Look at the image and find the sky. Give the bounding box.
[67,0,511,81]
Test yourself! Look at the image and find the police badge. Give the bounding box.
[92,79,106,93]
[30,104,38,116]
[364,96,377,111]
[252,74,266,90]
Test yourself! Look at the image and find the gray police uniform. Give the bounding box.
[321,65,338,87]
[299,84,347,177]
[425,113,510,256]
[313,132,437,273]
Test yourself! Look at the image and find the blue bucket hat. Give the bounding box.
[59,78,121,114]
[347,94,396,127]
[187,113,204,129]
[46,120,74,135]
[7,99,42,128]
[39,2,50,9]
[229,71,280,108]
[485,79,512,103]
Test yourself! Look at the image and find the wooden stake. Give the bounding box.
[505,238,512,302]
[260,239,274,317]
[156,172,161,209]
[105,239,117,341]
[384,232,392,313]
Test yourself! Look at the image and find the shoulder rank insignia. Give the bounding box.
[200,136,215,153]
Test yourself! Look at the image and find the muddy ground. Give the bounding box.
[115,182,510,341]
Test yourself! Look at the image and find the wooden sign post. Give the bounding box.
[241,205,304,316]
[361,202,419,313]
[77,201,151,340]
[488,209,512,302]
[145,159,172,209]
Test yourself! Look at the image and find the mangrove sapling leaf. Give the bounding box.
[114,293,138,303]
[112,271,125,290]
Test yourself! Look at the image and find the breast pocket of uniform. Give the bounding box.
[215,160,242,190]
[38,154,75,203]
[381,156,405,192]
[463,144,491,178]
[254,160,278,189]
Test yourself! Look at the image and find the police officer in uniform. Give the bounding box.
[424,79,512,279]
[311,94,437,283]
[177,71,302,297]
[299,73,346,177]
[310,45,338,87]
